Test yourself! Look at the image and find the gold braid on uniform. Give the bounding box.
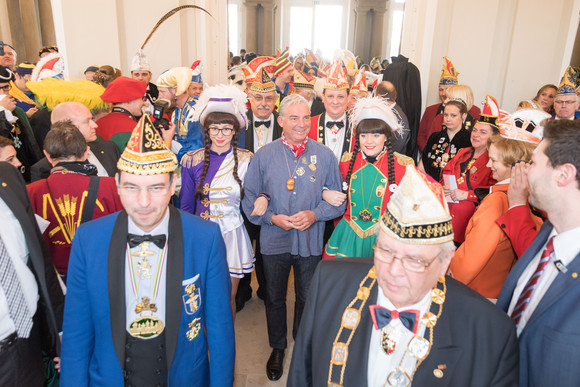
[328,270,447,387]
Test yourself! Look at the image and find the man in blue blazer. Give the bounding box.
[60,115,235,386]
[497,119,580,387]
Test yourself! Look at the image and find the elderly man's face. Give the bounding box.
[278,102,310,146]
[553,95,579,119]
[250,91,277,119]
[67,104,98,142]
[0,45,16,68]
[117,172,176,232]
[373,230,452,308]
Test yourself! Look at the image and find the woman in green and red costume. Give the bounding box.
[323,96,414,258]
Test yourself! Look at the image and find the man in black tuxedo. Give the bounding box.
[236,68,282,311]
[288,166,518,387]
[30,102,120,182]
[0,162,64,386]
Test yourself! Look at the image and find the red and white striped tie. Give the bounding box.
[511,236,555,326]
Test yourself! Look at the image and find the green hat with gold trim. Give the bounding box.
[117,115,177,175]
[380,166,453,244]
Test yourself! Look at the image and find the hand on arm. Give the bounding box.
[250,196,268,216]
[26,107,38,117]
[450,189,468,201]
[322,190,347,207]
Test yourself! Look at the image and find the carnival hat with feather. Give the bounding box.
[194,84,248,129]
[440,56,458,86]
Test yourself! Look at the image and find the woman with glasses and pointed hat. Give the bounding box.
[180,84,256,316]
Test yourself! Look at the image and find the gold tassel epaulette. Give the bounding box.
[340,152,353,163]
[236,148,254,163]
[181,149,205,168]
[394,152,414,166]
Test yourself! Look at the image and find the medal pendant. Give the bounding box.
[386,367,411,387]
[359,209,372,222]
[135,296,157,314]
[286,178,295,191]
[133,242,155,257]
[129,314,165,338]
[381,325,403,355]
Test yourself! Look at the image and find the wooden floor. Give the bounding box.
[234,272,295,386]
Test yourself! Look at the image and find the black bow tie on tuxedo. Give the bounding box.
[127,233,167,249]
[255,120,271,128]
[326,121,344,129]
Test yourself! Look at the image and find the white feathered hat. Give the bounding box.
[193,84,248,129]
[349,95,403,135]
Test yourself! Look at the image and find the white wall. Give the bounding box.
[401,0,580,113]
[51,0,229,85]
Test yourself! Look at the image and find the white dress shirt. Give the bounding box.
[367,289,431,386]
[508,226,580,336]
[125,210,169,338]
[0,197,39,339]
[252,113,274,153]
[324,113,347,160]
[87,150,108,177]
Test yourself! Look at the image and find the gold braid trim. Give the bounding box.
[328,267,377,386]
[181,149,205,168]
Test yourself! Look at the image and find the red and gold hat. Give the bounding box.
[324,61,349,90]
[478,94,500,129]
[350,69,368,96]
[293,68,316,90]
[246,56,275,84]
[380,166,453,244]
[117,115,177,175]
[274,47,291,77]
[249,67,276,93]
[100,76,147,104]
[439,56,458,86]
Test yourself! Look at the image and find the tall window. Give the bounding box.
[313,5,343,59]
[228,3,239,55]
[386,0,406,58]
[289,7,313,56]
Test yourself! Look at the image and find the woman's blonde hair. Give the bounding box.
[487,135,536,167]
[445,85,474,111]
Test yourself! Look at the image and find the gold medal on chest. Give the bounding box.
[129,314,164,338]
[381,325,403,355]
[187,317,201,341]
[133,241,156,257]
[359,209,373,222]
[286,178,295,191]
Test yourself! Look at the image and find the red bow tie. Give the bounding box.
[369,305,420,333]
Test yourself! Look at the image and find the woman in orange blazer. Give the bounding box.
[449,135,540,299]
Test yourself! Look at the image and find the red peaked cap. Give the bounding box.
[100,76,147,103]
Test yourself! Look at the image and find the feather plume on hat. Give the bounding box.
[349,95,403,136]
[193,84,248,129]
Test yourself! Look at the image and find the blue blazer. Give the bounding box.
[61,206,235,386]
[497,220,580,387]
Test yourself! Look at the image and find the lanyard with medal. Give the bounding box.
[127,238,168,338]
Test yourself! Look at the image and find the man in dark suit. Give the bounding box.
[236,68,283,311]
[497,119,580,387]
[30,101,120,182]
[0,162,64,386]
[60,116,234,386]
[289,165,518,387]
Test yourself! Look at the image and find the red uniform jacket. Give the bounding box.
[27,172,123,273]
[441,148,495,244]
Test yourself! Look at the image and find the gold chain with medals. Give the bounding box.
[127,240,168,338]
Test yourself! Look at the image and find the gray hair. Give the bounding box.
[438,240,456,261]
[279,94,309,118]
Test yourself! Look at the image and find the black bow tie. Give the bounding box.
[326,121,344,129]
[127,233,167,249]
[255,120,271,128]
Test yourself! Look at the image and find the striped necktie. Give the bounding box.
[511,236,555,326]
[0,235,33,338]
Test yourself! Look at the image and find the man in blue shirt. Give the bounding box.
[243,94,346,381]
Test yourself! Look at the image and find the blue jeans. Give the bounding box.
[262,253,321,349]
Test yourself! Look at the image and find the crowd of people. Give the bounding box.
[1,38,580,387]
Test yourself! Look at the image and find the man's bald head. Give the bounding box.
[51,102,98,142]
[375,81,397,103]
